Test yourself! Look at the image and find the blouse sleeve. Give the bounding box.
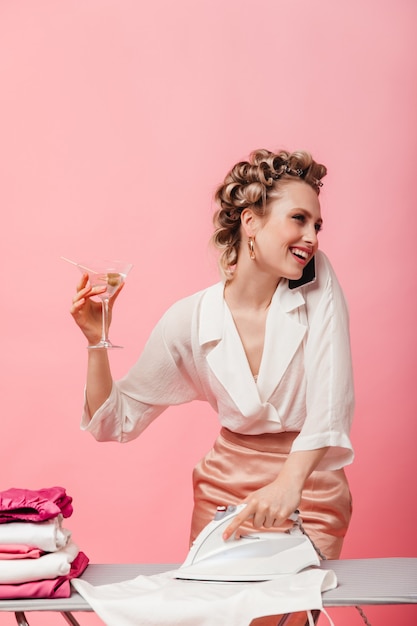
[81,293,205,443]
[290,253,355,470]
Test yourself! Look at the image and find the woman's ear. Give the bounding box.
[240,208,258,238]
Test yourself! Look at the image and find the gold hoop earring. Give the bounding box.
[248,237,255,260]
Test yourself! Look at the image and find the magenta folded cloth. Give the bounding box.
[0,551,89,599]
[0,487,73,523]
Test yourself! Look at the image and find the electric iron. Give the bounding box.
[176,504,320,582]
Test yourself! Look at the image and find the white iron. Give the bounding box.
[176,504,320,582]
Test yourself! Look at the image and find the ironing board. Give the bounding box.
[0,558,415,625]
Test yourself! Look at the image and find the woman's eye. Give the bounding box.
[292,214,322,233]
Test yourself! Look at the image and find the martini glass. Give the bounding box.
[62,257,133,349]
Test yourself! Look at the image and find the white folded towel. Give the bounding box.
[72,566,337,626]
[0,540,79,584]
[0,514,71,552]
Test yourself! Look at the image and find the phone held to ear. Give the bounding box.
[288,256,316,290]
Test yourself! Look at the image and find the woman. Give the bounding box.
[71,148,354,626]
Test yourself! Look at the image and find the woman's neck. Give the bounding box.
[224,266,280,311]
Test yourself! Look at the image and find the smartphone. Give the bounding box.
[288,256,316,290]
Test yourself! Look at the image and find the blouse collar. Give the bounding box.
[197,281,307,414]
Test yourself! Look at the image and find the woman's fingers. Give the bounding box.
[108,281,125,308]
[223,505,288,540]
[70,297,86,314]
[75,272,89,292]
[71,276,106,308]
[222,487,297,540]
[222,503,256,540]
[69,274,125,346]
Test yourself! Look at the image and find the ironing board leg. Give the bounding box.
[308,610,320,624]
[14,612,30,626]
[60,611,82,625]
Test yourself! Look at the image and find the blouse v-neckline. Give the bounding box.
[222,287,280,392]
[199,280,307,416]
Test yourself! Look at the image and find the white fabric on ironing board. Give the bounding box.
[72,566,337,626]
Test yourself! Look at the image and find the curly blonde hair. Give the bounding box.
[212,148,327,278]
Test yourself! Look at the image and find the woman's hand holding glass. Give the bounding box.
[70,273,124,347]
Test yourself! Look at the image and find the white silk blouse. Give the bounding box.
[82,250,355,471]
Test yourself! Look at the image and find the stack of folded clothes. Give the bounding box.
[0,486,88,599]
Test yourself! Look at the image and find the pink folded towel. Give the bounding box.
[0,545,42,560]
[0,551,89,599]
[0,540,79,584]
[0,487,73,523]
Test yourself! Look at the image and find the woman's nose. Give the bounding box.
[303,225,318,246]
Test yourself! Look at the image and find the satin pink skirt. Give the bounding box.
[191,428,352,560]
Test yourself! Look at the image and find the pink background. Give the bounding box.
[1,1,416,624]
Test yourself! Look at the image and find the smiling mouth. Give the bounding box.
[290,248,310,262]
